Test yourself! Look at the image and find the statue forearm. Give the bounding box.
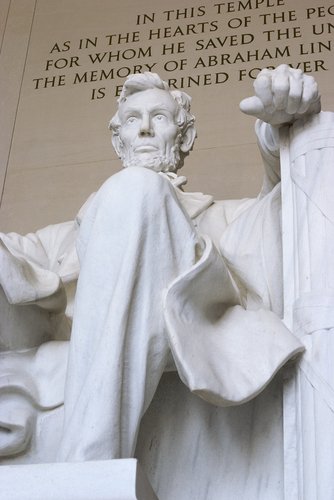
[255,120,281,196]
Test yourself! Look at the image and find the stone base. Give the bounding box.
[0,459,158,500]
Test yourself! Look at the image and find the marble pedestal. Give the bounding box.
[0,459,158,500]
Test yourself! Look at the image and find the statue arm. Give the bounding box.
[0,230,49,268]
[240,64,321,195]
[255,119,281,196]
[0,221,78,310]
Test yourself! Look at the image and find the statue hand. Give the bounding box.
[239,64,321,126]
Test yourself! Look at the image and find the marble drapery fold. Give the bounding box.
[58,166,302,461]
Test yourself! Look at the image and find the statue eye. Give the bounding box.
[126,116,137,124]
[154,114,166,122]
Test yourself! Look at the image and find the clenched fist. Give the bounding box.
[240,64,321,126]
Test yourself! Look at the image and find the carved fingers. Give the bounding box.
[240,64,321,126]
[298,74,320,115]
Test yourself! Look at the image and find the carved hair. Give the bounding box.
[109,72,196,170]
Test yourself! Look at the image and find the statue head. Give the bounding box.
[109,73,196,172]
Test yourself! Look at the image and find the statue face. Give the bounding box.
[117,88,181,172]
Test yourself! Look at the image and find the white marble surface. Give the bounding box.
[0,372,285,499]
[0,459,157,500]
[0,369,286,499]
[280,112,334,499]
[136,371,285,500]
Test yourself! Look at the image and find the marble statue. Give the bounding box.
[58,66,312,462]
[0,65,328,494]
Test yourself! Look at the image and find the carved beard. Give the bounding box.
[120,144,181,173]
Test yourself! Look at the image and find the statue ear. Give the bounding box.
[112,134,123,158]
[180,125,196,153]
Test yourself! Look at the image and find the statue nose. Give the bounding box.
[139,114,153,136]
